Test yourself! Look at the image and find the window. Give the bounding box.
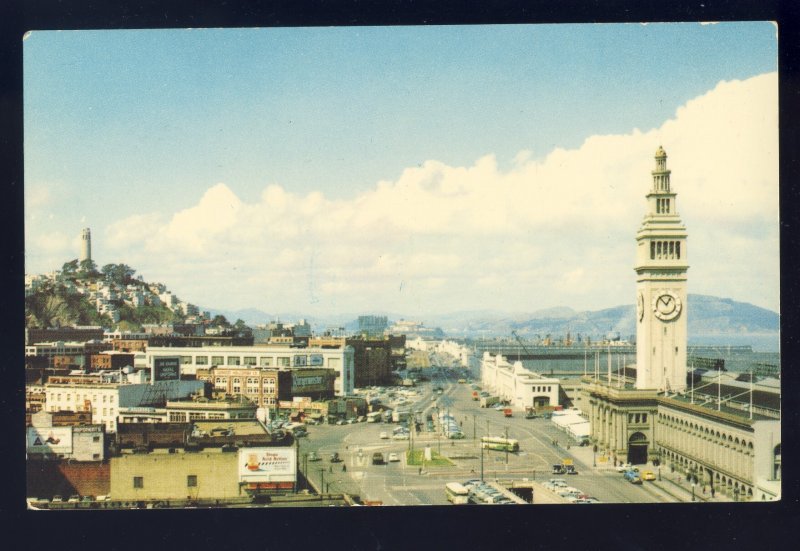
[93,453,100,460]
[103,408,107,416]
[196,356,209,365]
[212,356,224,366]
[103,395,107,403]
[259,357,272,367]
[277,357,290,367]
[650,242,655,260]
[189,412,205,420]
[133,476,144,489]
[642,414,648,423]
[109,408,114,416]
[244,356,257,366]
[187,475,198,487]
[93,436,100,442]
[181,356,192,365]
[628,414,634,423]
[227,356,241,365]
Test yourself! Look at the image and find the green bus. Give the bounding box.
[480,436,520,452]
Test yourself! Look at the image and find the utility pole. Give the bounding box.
[318,468,325,497]
[505,426,509,465]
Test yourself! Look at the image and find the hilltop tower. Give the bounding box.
[80,227,92,263]
[634,147,689,392]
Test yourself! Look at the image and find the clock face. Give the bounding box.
[652,291,682,321]
[637,292,644,322]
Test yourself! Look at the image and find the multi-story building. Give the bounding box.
[43,372,206,432]
[309,335,405,388]
[584,147,781,501]
[26,410,106,461]
[196,365,337,409]
[480,352,561,410]
[146,345,355,396]
[109,420,296,501]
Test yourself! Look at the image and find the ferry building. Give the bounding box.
[583,147,781,501]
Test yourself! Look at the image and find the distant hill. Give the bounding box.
[429,294,779,339]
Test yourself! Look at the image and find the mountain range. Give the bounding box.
[207,294,779,339]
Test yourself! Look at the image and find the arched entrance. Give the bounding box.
[627,432,648,465]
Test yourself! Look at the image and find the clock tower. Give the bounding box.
[634,147,688,392]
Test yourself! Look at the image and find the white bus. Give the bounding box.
[445,482,470,505]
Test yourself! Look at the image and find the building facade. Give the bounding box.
[146,345,355,396]
[480,353,561,410]
[584,147,781,501]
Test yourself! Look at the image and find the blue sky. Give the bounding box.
[24,23,779,317]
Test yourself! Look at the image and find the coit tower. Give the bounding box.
[634,147,689,392]
[80,227,92,263]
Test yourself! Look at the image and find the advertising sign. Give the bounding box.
[27,427,73,454]
[153,356,180,381]
[239,448,297,482]
[292,373,324,389]
[309,354,324,366]
[293,355,307,367]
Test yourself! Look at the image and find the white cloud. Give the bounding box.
[99,72,778,315]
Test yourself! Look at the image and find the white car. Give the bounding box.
[392,433,409,440]
[388,453,400,462]
[380,431,389,439]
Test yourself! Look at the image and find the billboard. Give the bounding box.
[152,356,180,381]
[309,354,324,366]
[27,426,73,454]
[238,448,297,483]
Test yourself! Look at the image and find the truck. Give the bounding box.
[480,396,499,408]
[392,410,411,424]
[503,408,513,418]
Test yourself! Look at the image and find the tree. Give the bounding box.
[78,259,99,278]
[211,314,231,328]
[61,259,79,277]
[101,263,137,285]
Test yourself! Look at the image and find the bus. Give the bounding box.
[445,482,470,504]
[480,436,520,452]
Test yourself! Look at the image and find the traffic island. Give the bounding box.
[405,450,454,467]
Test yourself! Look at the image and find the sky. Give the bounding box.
[23,23,779,319]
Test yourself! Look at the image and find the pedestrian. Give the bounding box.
[419,467,422,475]
[342,464,346,472]
[711,487,715,498]
[329,466,333,473]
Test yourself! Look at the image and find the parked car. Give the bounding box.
[51,495,63,503]
[388,453,400,462]
[308,451,320,462]
[616,463,633,473]
[379,431,389,439]
[68,495,81,503]
[372,452,385,465]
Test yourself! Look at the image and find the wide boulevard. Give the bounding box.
[297,353,683,506]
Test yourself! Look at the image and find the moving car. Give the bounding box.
[330,452,342,463]
[640,470,656,481]
[388,453,400,462]
[372,452,385,465]
[308,451,320,461]
[379,431,389,439]
[623,470,643,484]
[616,463,633,473]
